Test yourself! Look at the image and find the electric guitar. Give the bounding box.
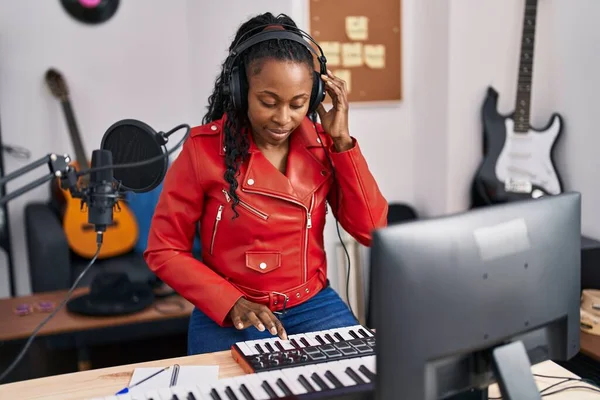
[45,68,139,259]
[471,0,564,207]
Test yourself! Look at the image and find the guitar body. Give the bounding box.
[45,68,139,259]
[471,87,564,206]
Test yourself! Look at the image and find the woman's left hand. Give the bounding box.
[316,70,353,152]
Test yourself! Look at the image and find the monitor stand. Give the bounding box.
[491,341,541,400]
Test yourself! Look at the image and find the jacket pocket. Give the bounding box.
[222,189,268,220]
[245,251,281,274]
[210,204,224,255]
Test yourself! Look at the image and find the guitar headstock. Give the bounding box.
[45,68,69,100]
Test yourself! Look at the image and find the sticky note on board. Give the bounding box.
[341,43,363,67]
[346,16,368,41]
[332,69,351,93]
[320,42,341,66]
[364,44,386,69]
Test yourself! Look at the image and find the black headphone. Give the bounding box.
[223,24,328,115]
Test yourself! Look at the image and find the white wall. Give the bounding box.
[1,0,598,298]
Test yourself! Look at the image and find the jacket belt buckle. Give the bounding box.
[272,291,289,317]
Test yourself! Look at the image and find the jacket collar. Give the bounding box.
[216,116,331,208]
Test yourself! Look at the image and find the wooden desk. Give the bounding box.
[0,352,597,400]
[0,288,194,342]
[0,288,194,372]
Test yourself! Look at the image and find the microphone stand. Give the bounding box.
[0,153,80,297]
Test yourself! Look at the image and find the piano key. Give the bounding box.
[345,366,366,385]
[278,367,309,395]
[304,336,322,347]
[184,387,203,400]
[235,342,258,356]
[275,378,293,396]
[347,357,374,382]
[210,388,222,400]
[323,362,357,387]
[314,335,327,345]
[263,342,276,353]
[348,329,360,339]
[260,380,278,398]
[238,384,255,400]
[239,374,271,400]
[169,386,194,399]
[359,365,376,381]
[224,385,239,400]
[263,371,297,397]
[358,328,373,338]
[323,333,337,343]
[278,340,296,351]
[288,337,304,349]
[310,372,331,390]
[298,374,316,392]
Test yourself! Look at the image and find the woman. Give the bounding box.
[144,12,388,355]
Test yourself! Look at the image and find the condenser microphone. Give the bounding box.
[86,149,118,240]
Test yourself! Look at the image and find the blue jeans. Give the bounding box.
[187,285,358,355]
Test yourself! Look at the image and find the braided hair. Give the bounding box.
[202,12,315,218]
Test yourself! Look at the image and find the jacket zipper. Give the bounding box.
[210,204,223,255]
[222,189,268,220]
[242,188,315,283]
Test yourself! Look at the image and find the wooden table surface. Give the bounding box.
[0,288,194,342]
[0,352,598,400]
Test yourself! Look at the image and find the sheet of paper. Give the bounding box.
[320,41,341,66]
[332,69,351,93]
[341,43,363,67]
[125,365,219,397]
[346,16,369,41]
[364,44,386,69]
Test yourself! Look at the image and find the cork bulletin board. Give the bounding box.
[308,0,402,103]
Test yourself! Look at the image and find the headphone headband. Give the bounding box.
[226,25,327,75]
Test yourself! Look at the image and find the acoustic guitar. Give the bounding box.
[470,0,564,207]
[45,68,139,259]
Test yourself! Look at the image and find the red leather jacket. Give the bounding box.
[143,115,388,326]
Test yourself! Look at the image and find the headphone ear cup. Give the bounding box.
[229,65,248,112]
[308,70,326,115]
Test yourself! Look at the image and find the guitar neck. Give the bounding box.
[61,99,88,168]
[514,0,538,133]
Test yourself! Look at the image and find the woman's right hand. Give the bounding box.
[229,297,288,340]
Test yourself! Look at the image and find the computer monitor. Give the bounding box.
[370,192,581,400]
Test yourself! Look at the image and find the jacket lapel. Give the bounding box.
[285,119,331,206]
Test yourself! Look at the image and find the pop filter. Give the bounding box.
[100,119,168,193]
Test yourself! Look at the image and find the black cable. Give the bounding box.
[310,114,356,322]
[541,384,600,396]
[75,124,190,178]
[0,242,103,383]
[488,373,600,399]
